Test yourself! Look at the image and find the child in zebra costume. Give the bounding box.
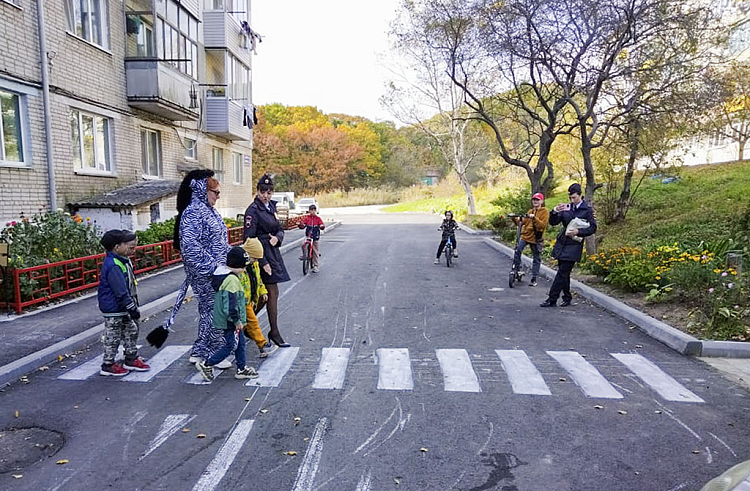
[171,170,230,364]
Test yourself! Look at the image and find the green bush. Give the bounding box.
[491,185,532,215]
[135,218,176,245]
[603,258,657,292]
[688,277,749,341]
[664,261,717,301]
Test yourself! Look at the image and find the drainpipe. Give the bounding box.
[36,0,57,211]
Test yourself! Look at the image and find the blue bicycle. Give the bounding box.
[443,235,454,267]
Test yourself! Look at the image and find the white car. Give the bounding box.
[297,197,319,211]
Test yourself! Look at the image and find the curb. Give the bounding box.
[456,222,493,236]
[480,235,749,358]
[0,221,343,388]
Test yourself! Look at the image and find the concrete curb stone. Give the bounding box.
[467,225,749,358]
[0,222,342,388]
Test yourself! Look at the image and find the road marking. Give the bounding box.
[377,348,413,390]
[547,351,623,399]
[436,349,481,392]
[312,348,350,389]
[57,344,139,380]
[192,419,255,491]
[246,347,299,387]
[496,350,551,395]
[124,345,191,382]
[611,353,704,403]
[140,414,196,460]
[355,470,372,491]
[291,417,328,491]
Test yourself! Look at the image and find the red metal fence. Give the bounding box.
[0,226,244,314]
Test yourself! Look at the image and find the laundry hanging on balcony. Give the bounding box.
[240,21,263,55]
[243,105,257,128]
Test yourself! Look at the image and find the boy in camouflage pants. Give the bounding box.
[98,230,150,376]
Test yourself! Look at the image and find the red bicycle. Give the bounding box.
[300,225,320,275]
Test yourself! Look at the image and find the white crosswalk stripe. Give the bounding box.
[611,353,705,403]
[56,346,709,403]
[377,348,413,390]
[435,349,481,392]
[312,347,351,389]
[192,419,255,491]
[496,349,551,396]
[547,351,624,399]
[246,347,299,387]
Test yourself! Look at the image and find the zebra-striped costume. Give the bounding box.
[178,178,229,360]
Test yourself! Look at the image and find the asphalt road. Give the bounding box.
[1,211,749,491]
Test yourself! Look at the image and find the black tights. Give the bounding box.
[264,283,285,343]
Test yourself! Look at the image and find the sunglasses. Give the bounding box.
[209,188,221,196]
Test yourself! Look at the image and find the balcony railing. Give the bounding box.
[204,84,253,141]
[125,60,199,121]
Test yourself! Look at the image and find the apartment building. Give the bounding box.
[0,0,258,230]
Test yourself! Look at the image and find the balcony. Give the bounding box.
[202,10,252,66]
[125,60,199,121]
[205,89,252,141]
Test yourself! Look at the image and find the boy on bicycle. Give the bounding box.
[435,210,459,264]
[297,204,326,273]
[512,193,549,286]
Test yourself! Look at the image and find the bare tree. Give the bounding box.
[701,61,750,161]
[383,1,489,215]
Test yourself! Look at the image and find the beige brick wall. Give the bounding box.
[0,0,255,227]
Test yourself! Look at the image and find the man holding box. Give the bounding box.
[540,183,597,307]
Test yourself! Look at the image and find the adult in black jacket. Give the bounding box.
[244,174,291,347]
[540,183,597,307]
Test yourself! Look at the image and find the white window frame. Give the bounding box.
[64,0,110,50]
[157,0,199,79]
[232,152,243,184]
[184,137,197,160]
[0,88,31,167]
[212,147,224,183]
[141,128,162,178]
[1,0,22,9]
[70,108,113,174]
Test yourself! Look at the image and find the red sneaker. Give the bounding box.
[123,357,150,371]
[100,362,129,377]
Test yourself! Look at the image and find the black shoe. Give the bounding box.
[560,299,576,307]
[268,332,291,348]
[529,278,538,287]
[539,299,556,308]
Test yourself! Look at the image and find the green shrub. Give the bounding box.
[664,261,717,301]
[491,185,532,215]
[688,277,749,341]
[135,218,176,245]
[603,258,657,292]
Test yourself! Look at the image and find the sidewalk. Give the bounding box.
[0,226,321,387]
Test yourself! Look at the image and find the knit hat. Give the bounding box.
[242,237,264,259]
[532,192,545,201]
[227,246,250,268]
[100,229,136,251]
[568,183,582,195]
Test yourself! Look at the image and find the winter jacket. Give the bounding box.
[211,266,247,330]
[179,178,229,279]
[243,196,291,284]
[516,207,549,244]
[440,219,458,239]
[98,252,138,316]
[297,214,326,240]
[239,261,267,308]
[549,200,597,262]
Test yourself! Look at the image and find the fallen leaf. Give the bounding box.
[182,428,190,433]
[394,477,402,485]
[692,450,700,454]
[15,410,19,418]
[293,417,301,426]
[419,447,429,452]
[58,355,64,362]
[303,437,310,442]
[73,405,79,409]
[12,474,22,479]
[618,410,627,415]
[285,451,298,456]
[56,459,69,465]
[259,409,269,414]
[197,434,206,439]
[594,405,604,410]
[559,377,567,382]
[244,397,251,402]
[654,410,662,414]
[38,366,49,372]
[635,345,643,348]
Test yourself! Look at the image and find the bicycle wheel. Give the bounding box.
[508,270,515,288]
[445,244,452,267]
[302,243,310,275]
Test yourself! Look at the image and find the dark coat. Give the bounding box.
[98,252,138,315]
[243,197,291,284]
[549,200,597,262]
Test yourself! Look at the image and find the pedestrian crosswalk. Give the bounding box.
[56,346,705,403]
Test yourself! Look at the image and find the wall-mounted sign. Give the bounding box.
[244,155,251,167]
[0,242,8,267]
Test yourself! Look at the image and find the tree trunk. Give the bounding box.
[458,172,477,215]
[613,120,640,222]
[739,138,745,161]
[580,139,598,255]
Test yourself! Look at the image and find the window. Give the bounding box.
[204,0,248,25]
[157,0,199,78]
[184,137,197,159]
[70,109,111,172]
[0,90,25,164]
[149,203,161,223]
[125,9,154,58]
[232,152,243,184]
[212,147,224,183]
[64,0,109,49]
[141,129,162,177]
[227,54,250,101]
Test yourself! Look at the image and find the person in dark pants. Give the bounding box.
[243,174,291,347]
[540,183,597,307]
[435,210,459,264]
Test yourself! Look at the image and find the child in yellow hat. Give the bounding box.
[240,238,277,358]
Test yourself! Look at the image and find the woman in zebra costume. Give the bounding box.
[168,170,230,364]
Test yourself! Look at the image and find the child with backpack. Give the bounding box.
[98,229,150,376]
[241,237,277,358]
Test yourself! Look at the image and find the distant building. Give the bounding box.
[420,169,440,186]
[0,0,259,230]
